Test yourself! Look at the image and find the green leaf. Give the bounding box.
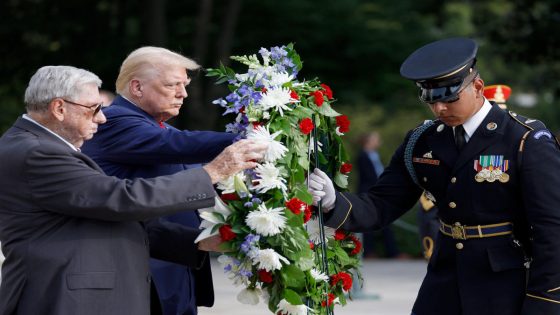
[293,185,313,205]
[283,286,305,303]
[334,172,348,188]
[316,102,341,117]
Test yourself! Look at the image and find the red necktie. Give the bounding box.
[158,122,165,129]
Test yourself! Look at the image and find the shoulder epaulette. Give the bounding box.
[508,111,546,130]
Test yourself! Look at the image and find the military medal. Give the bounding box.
[474,155,510,183]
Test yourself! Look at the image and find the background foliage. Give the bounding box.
[2,0,559,255]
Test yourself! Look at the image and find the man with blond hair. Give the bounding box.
[82,47,236,315]
[0,65,266,315]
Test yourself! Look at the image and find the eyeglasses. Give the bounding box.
[62,99,103,116]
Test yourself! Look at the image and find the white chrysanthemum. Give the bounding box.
[276,299,314,315]
[252,163,287,194]
[237,288,261,305]
[246,125,288,162]
[310,268,329,282]
[245,204,287,236]
[306,218,336,244]
[267,71,295,87]
[258,87,293,116]
[252,248,290,272]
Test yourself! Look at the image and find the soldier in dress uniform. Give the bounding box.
[308,37,560,315]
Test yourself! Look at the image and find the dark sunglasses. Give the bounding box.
[62,99,103,115]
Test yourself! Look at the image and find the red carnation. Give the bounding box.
[261,87,268,93]
[290,90,299,101]
[349,235,362,256]
[321,293,336,307]
[258,269,273,283]
[218,224,236,241]
[311,90,324,106]
[285,198,306,215]
[320,83,333,100]
[335,115,350,133]
[340,162,352,174]
[303,205,312,223]
[334,230,346,241]
[331,272,353,291]
[299,118,314,135]
[309,241,315,250]
[220,193,239,201]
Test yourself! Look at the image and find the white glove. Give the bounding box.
[308,168,336,212]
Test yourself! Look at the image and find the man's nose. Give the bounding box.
[94,109,107,124]
[178,85,188,98]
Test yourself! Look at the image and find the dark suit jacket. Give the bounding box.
[0,117,216,315]
[356,150,379,193]
[326,104,560,315]
[82,96,236,315]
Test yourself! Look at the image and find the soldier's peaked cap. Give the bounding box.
[400,37,478,84]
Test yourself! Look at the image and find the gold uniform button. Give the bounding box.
[449,202,457,208]
[451,177,457,183]
[456,243,464,250]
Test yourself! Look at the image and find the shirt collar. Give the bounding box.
[459,98,492,140]
[22,114,79,151]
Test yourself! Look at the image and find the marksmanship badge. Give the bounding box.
[474,155,510,183]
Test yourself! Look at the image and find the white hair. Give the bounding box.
[115,46,200,94]
[24,65,102,112]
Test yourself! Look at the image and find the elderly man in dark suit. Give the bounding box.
[82,46,237,315]
[0,65,266,315]
[309,38,560,315]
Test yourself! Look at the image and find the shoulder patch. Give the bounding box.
[533,130,552,140]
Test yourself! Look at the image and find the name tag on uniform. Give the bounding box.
[413,157,440,165]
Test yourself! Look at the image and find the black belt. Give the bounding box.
[440,220,513,240]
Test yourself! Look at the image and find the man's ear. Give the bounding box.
[473,78,485,98]
[49,98,66,122]
[130,79,142,97]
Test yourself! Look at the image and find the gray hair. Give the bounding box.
[115,46,200,94]
[24,66,102,112]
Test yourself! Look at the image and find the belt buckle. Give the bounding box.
[451,223,467,240]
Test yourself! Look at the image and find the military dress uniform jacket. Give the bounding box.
[325,103,560,315]
[0,118,216,315]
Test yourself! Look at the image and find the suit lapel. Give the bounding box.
[452,105,507,173]
[14,117,106,173]
[426,123,458,168]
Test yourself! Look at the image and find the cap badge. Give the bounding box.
[486,122,497,131]
[474,155,509,183]
[437,124,444,132]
